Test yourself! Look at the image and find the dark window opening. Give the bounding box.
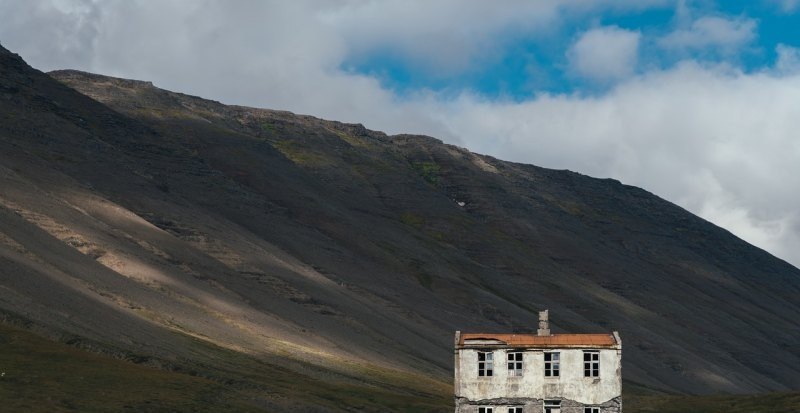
[544,352,560,377]
[478,351,494,377]
[507,351,523,376]
[584,351,600,377]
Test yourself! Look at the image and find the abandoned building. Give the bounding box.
[454,310,622,413]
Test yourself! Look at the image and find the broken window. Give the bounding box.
[507,407,523,413]
[584,351,600,377]
[584,407,600,413]
[507,351,523,376]
[544,352,560,377]
[478,351,494,377]
[478,407,494,413]
[544,400,561,413]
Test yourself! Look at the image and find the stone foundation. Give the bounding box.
[454,396,622,413]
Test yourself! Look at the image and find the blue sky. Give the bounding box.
[1,0,800,268]
[342,1,800,99]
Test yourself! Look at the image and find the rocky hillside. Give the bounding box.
[1,43,799,410]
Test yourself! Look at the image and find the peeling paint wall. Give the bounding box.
[455,348,622,412]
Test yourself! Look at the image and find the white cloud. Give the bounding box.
[775,44,800,74]
[323,0,561,76]
[770,0,799,13]
[1,0,800,269]
[659,16,757,54]
[323,0,670,76]
[0,0,100,70]
[567,26,641,82]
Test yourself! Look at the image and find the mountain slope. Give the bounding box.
[1,43,799,408]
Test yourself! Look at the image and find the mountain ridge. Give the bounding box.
[1,43,799,410]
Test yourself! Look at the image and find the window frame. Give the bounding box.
[478,351,494,377]
[507,407,523,413]
[583,350,600,378]
[584,407,600,413]
[507,350,523,377]
[478,407,494,413]
[544,351,560,378]
[543,399,561,413]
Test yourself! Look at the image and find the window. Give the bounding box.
[544,400,561,413]
[478,351,494,377]
[584,408,600,413]
[544,352,560,377]
[584,351,599,377]
[478,407,494,413]
[508,407,523,413]
[507,351,523,376]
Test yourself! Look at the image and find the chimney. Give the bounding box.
[537,310,550,336]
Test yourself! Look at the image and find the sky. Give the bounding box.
[1,0,800,268]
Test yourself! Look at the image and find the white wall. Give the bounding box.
[456,348,621,405]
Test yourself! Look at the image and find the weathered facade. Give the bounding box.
[455,311,622,413]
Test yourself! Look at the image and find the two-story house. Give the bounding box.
[454,311,622,413]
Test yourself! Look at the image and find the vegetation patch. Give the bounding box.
[271,139,330,167]
[0,323,260,413]
[332,129,373,149]
[411,161,441,185]
[625,392,800,413]
[259,122,275,135]
[132,107,196,121]
[400,212,425,228]
[0,321,451,412]
[414,271,434,289]
[624,382,800,413]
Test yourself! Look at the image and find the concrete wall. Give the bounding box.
[455,348,621,406]
[454,396,622,413]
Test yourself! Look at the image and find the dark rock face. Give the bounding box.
[0,43,799,407]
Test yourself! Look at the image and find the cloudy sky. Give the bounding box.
[2,0,800,268]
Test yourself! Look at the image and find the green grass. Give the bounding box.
[4,320,796,413]
[625,392,800,413]
[0,322,451,412]
[259,122,276,135]
[624,382,800,413]
[271,139,330,166]
[332,130,374,149]
[411,161,441,185]
[0,323,260,413]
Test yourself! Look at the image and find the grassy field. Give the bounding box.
[0,322,264,412]
[625,383,800,413]
[0,322,450,412]
[2,320,797,413]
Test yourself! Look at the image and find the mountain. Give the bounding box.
[1,43,799,411]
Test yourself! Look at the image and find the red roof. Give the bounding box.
[458,333,617,348]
